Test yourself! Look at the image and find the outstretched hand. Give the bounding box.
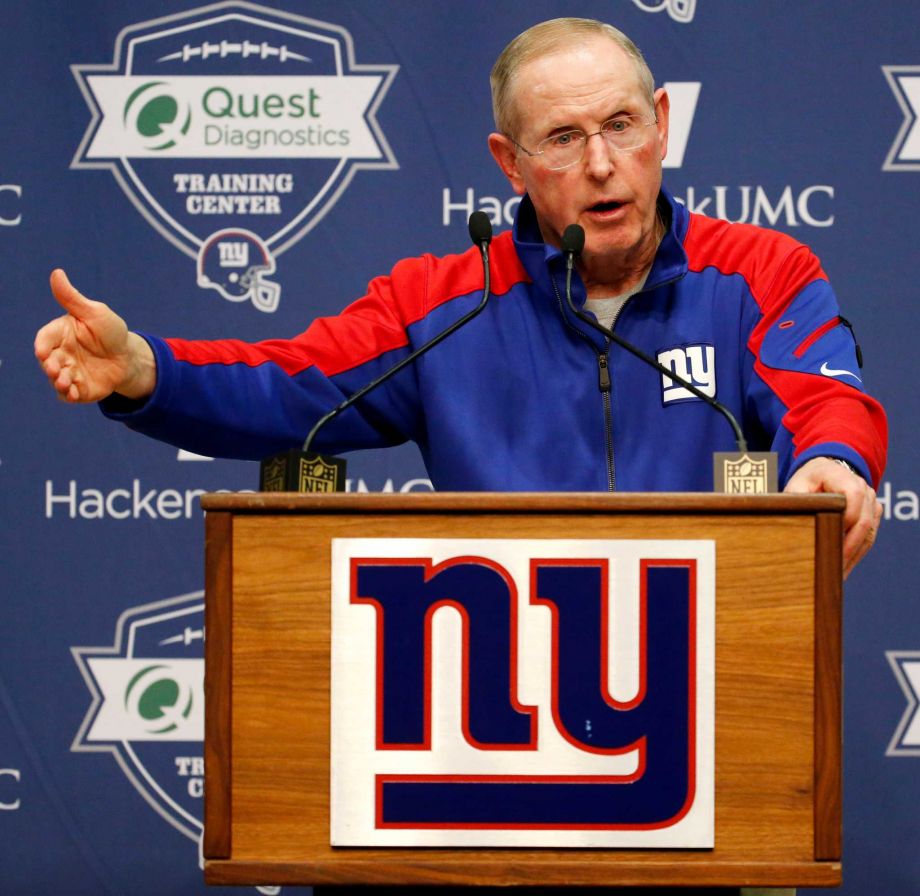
[784,456,882,579]
[34,269,155,402]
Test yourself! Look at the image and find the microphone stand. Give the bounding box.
[259,212,494,492]
[559,224,777,494]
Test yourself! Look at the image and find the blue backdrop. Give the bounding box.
[1,1,918,893]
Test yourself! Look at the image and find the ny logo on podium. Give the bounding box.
[331,538,714,848]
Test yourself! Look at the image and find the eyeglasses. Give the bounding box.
[510,115,658,171]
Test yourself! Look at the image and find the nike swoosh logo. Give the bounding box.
[820,362,862,381]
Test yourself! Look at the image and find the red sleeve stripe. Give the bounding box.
[165,333,330,376]
[684,214,886,483]
[312,231,528,377]
[166,230,531,379]
[682,213,827,313]
[419,230,530,320]
[166,291,418,378]
[753,364,887,486]
[793,316,840,359]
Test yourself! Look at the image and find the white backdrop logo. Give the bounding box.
[71,1,397,312]
[0,184,21,226]
[883,66,920,171]
[0,769,20,811]
[662,82,700,169]
[72,593,206,837]
[71,593,280,894]
[631,0,696,23]
[886,650,920,756]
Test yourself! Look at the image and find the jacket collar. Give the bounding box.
[512,187,690,304]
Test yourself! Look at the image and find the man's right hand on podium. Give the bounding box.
[35,269,156,403]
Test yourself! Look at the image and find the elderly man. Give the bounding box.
[36,18,885,575]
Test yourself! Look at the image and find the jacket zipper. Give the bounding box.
[597,352,615,491]
[599,269,685,491]
[551,278,616,490]
[553,268,685,492]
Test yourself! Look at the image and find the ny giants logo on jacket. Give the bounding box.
[657,344,716,404]
[330,538,715,848]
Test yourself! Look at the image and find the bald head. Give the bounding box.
[490,18,656,138]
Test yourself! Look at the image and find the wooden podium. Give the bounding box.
[200,492,844,889]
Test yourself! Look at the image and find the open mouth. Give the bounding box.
[588,200,623,213]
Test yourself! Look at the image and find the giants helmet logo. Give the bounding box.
[631,0,696,24]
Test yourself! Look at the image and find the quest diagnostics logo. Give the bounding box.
[72,593,206,842]
[122,81,193,151]
[71,1,397,312]
[123,663,197,735]
[72,594,279,895]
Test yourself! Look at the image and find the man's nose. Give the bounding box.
[583,131,613,178]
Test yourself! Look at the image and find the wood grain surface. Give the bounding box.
[203,495,843,887]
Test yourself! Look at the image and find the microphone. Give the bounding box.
[259,212,494,493]
[468,208,494,249]
[560,224,777,493]
[561,223,585,257]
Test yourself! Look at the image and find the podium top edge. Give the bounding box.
[199,491,846,514]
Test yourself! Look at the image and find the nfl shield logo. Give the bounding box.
[714,451,778,494]
[299,455,341,492]
[260,455,288,492]
[725,455,767,493]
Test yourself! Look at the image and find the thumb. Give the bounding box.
[49,268,95,318]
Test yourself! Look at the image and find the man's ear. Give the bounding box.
[488,133,527,196]
[653,87,670,163]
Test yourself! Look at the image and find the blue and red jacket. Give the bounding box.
[102,189,887,491]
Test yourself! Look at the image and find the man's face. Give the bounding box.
[489,36,669,270]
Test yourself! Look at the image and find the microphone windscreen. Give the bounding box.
[561,224,585,255]
[468,211,493,246]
